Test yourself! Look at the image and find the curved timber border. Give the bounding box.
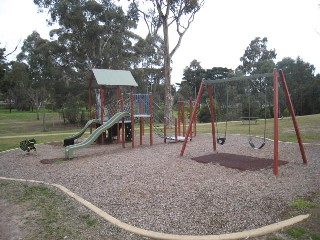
[0,176,309,240]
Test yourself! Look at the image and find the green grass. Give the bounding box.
[289,197,320,210]
[0,108,90,152]
[177,114,320,143]
[0,180,103,240]
[1,109,319,152]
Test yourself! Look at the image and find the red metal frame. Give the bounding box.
[130,87,135,148]
[273,69,279,175]
[180,81,205,156]
[121,93,125,148]
[180,69,307,176]
[149,93,153,146]
[164,117,167,143]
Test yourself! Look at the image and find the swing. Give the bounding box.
[247,80,267,150]
[214,85,228,145]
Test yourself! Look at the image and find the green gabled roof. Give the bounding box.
[91,69,138,87]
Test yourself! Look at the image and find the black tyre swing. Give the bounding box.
[213,85,228,145]
[247,80,268,150]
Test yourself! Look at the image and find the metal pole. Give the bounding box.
[164,117,167,143]
[149,93,153,146]
[279,70,307,164]
[88,77,92,134]
[121,93,125,148]
[117,86,120,144]
[130,87,135,148]
[100,86,105,145]
[273,69,279,176]
[182,102,185,137]
[189,97,193,140]
[177,99,181,136]
[180,81,205,156]
[175,118,178,143]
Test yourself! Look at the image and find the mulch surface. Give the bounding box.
[44,141,63,146]
[191,153,288,171]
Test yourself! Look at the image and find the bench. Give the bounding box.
[240,117,258,124]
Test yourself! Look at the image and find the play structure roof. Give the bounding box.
[90,69,138,87]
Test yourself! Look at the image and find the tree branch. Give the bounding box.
[4,39,21,58]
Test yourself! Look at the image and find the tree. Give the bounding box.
[276,57,316,115]
[130,0,204,119]
[6,62,33,111]
[33,0,144,123]
[180,59,205,100]
[34,0,139,71]
[237,37,276,94]
[132,33,164,96]
[17,31,65,130]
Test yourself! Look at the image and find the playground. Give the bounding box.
[0,131,319,239]
[1,69,320,239]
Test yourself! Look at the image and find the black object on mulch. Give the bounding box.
[191,153,288,171]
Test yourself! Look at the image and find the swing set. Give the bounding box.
[180,69,307,176]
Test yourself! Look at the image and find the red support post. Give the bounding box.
[117,86,120,144]
[121,93,125,148]
[194,101,197,137]
[164,117,167,143]
[100,86,105,145]
[189,97,193,140]
[149,93,153,146]
[139,96,143,145]
[182,102,185,137]
[273,69,279,176]
[208,85,217,152]
[177,100,181,136]
[180,81,205,156]
[130,87,135,148]
[279,69,307,164]
[88,78,92,134]
[175,118,178,143]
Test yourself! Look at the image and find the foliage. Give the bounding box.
[63,99,80,124]
[197,103,211,123]
[130,0,205,120]
[277,57,317,115]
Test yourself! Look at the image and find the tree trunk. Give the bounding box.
[162,17,173,121]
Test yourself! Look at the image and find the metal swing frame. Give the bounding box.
[180,69,307,176]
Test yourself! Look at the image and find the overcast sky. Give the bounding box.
[1,0,319,85]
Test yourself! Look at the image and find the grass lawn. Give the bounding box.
[0,109,319,239]
[0,108,319,152]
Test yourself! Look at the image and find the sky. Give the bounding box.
[1,0,320,85]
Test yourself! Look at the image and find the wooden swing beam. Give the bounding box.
[180,68,307,176]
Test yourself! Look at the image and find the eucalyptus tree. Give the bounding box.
[6,62,32,111]
[0,45,16,112]
[132,34,164,97]
[181,59,205,100]
[237,37,276,94]
[34,0,139,72]
[129,0,205,119]
[276,57,316,115]
[17,31,63,129]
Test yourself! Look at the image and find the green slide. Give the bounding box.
[65,112,130,159]
[64,119,100,146]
